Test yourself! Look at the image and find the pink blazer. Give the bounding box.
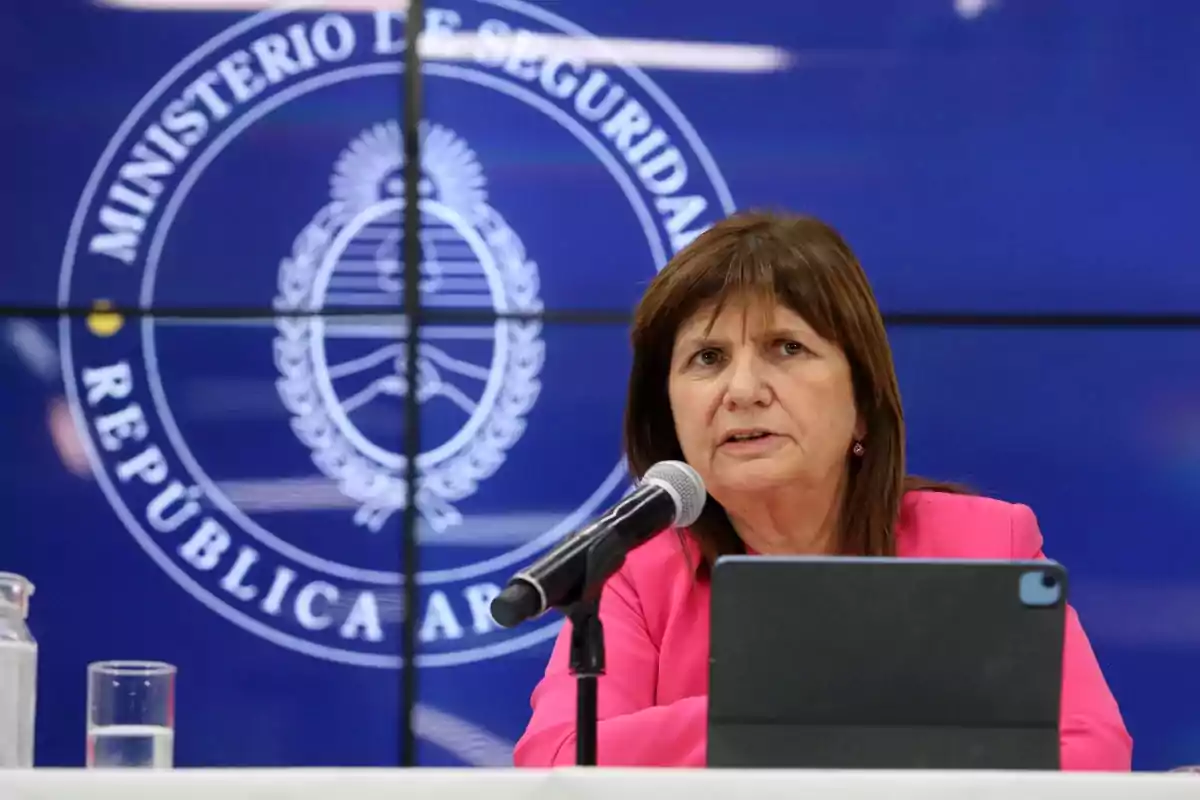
[513,490,1133,770]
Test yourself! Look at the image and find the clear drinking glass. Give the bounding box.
[86,661,176,768]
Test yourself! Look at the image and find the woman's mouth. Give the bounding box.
[720,430,780,451]
[725,431,771,443]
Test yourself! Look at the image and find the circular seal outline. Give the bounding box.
[58,2,736,667]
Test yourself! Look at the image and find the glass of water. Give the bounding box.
[86,661,176,768]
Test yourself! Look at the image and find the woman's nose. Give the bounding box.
[723,354,770,407]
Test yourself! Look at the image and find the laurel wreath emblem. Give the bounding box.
[273,121,544,533]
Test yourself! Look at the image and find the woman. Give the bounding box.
[513,211,1132,770]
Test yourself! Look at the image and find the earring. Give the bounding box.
[852,441,865,457]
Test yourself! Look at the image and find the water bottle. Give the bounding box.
[0,573,36,768]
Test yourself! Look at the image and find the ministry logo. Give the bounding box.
[58,1,734,668]
[275,120,543,535]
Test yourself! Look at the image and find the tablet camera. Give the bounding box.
[1019,569,1063,608]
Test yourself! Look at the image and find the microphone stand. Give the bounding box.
[562,535,623,767]
[566,596,603,766]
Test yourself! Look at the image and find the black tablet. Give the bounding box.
[707,556,1068,770]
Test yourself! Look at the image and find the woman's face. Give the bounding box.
[667,298,863,500]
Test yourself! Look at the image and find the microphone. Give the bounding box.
[490,460,706,628]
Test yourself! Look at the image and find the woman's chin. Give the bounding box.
[710,460,797,496]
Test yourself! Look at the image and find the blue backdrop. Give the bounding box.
[2,0,1198,772]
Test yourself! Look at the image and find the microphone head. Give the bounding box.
[642,460,706,527]
[490,581,542,629]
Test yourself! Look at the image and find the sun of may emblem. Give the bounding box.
[273,121,545,534]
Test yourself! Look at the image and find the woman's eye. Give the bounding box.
[694,348,722,366]
[779,340,805,356]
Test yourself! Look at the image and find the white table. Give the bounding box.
[0,768,1196,800]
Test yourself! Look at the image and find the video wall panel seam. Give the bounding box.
[5,306,1200,329]
[400,0,427,770]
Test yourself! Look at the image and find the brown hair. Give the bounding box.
[623,210,967,567]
